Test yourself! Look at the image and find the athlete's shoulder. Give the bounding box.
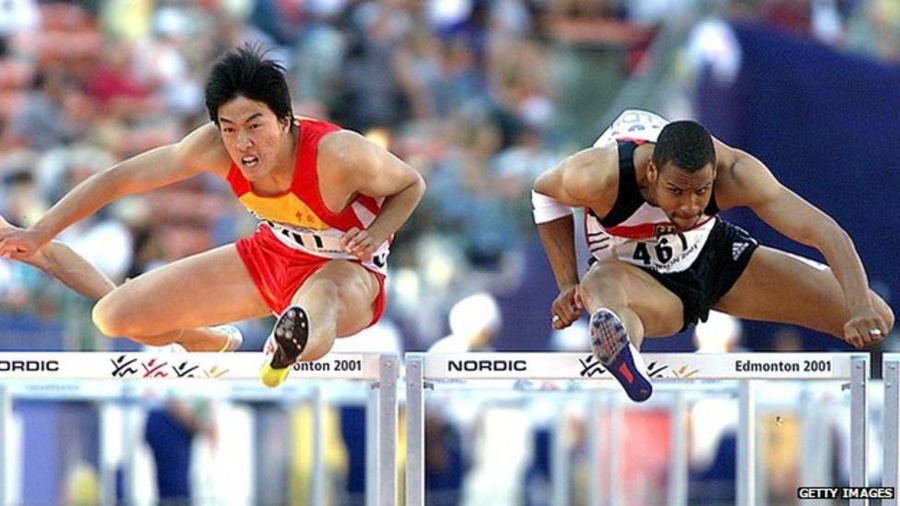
[593,109,669,147]
[176,122,232,174]
[558,146,620,207]
[295,116,343,134]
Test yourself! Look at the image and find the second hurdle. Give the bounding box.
[405,351,869,506]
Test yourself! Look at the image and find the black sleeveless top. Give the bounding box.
[590,141,719,227]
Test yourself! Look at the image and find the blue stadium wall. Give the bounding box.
[696,21,900,351]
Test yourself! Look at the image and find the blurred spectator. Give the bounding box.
[425,408,466,506]
[433,33,491,117]
[549,318,589,352]
[248,0,309,48]
[1,166,46,227]
[771,325,804,352]
[693,310,745,353]
[132,7,205,121]
[422,117,508,269]
[426,291,508,506]
[760,0,812,37]
[844,0,900,61]
[491,125,561,237]
[83,40,159,121]
[100,0,154,40]
[291,5,348,107]
[0,0,39,57]
[428,291,502,353]
[330,2,416,132]
[687,311,745,504]
[51,147,135,284]
[0,165,52,315]
[2,69,82,151]
[144,398,216,505]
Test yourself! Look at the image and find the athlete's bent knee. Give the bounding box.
[870,291,896,331]
[92,297,120,338]
[883,304,896,332]
[301,340,334,362]
[581,261,629,300]
[92,294,136,338]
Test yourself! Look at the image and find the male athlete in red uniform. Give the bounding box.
[533,109,893,402]
[0,44,425,387]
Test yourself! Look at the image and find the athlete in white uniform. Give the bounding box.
[533,109,894,402]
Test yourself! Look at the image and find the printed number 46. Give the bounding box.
[632,237,674,265]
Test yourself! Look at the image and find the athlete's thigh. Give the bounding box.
[714,246,846,336]
[102,244,271,330]
[294,260,381,337]
[583,259,685,336]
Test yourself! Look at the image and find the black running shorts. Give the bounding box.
[641,219,758,329]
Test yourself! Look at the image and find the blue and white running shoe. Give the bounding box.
[590,308,652,402]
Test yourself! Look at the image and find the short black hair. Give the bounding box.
[204,43,293,124]
[652,120,715,172]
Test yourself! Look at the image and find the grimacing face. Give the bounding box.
[217,96,291,182]
[651,161,716,231]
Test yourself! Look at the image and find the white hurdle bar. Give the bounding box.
[405,351,869,506]
[0,351,399,506]
[885,353,900,506]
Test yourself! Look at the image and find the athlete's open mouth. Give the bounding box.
[241,156,259,168]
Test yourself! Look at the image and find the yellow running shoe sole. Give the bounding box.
[260,362,290,388]
[260,306,309,388]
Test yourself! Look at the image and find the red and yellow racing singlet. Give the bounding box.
[225,118,389,273]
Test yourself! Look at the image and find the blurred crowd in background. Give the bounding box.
[2,1,899,505]
[1,0,899,354]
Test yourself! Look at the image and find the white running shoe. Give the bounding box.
[211,325,244,352]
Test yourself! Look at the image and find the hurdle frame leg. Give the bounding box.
[849,355,869,506]
[668,390,688,506]
[0,385,8,506]
[404,354,425,506]
[586,392,602,506]
[737,380,756,506]
[376,354,399,506]
[607,394,621,506]
[884,355,898,506]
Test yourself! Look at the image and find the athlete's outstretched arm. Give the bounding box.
[713,141,892,342]
[0,217,116,301]
[0,124,226,259]
[30,241,117,300]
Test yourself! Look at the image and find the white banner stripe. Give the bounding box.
[0,352,385,380]
[415,352,862,380]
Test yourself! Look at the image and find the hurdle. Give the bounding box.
[405,351,869,506]
[0,351,398,506]
[885,353,900,506]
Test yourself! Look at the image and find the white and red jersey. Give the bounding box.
[226,117,390,274]
[585,110,719,273]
